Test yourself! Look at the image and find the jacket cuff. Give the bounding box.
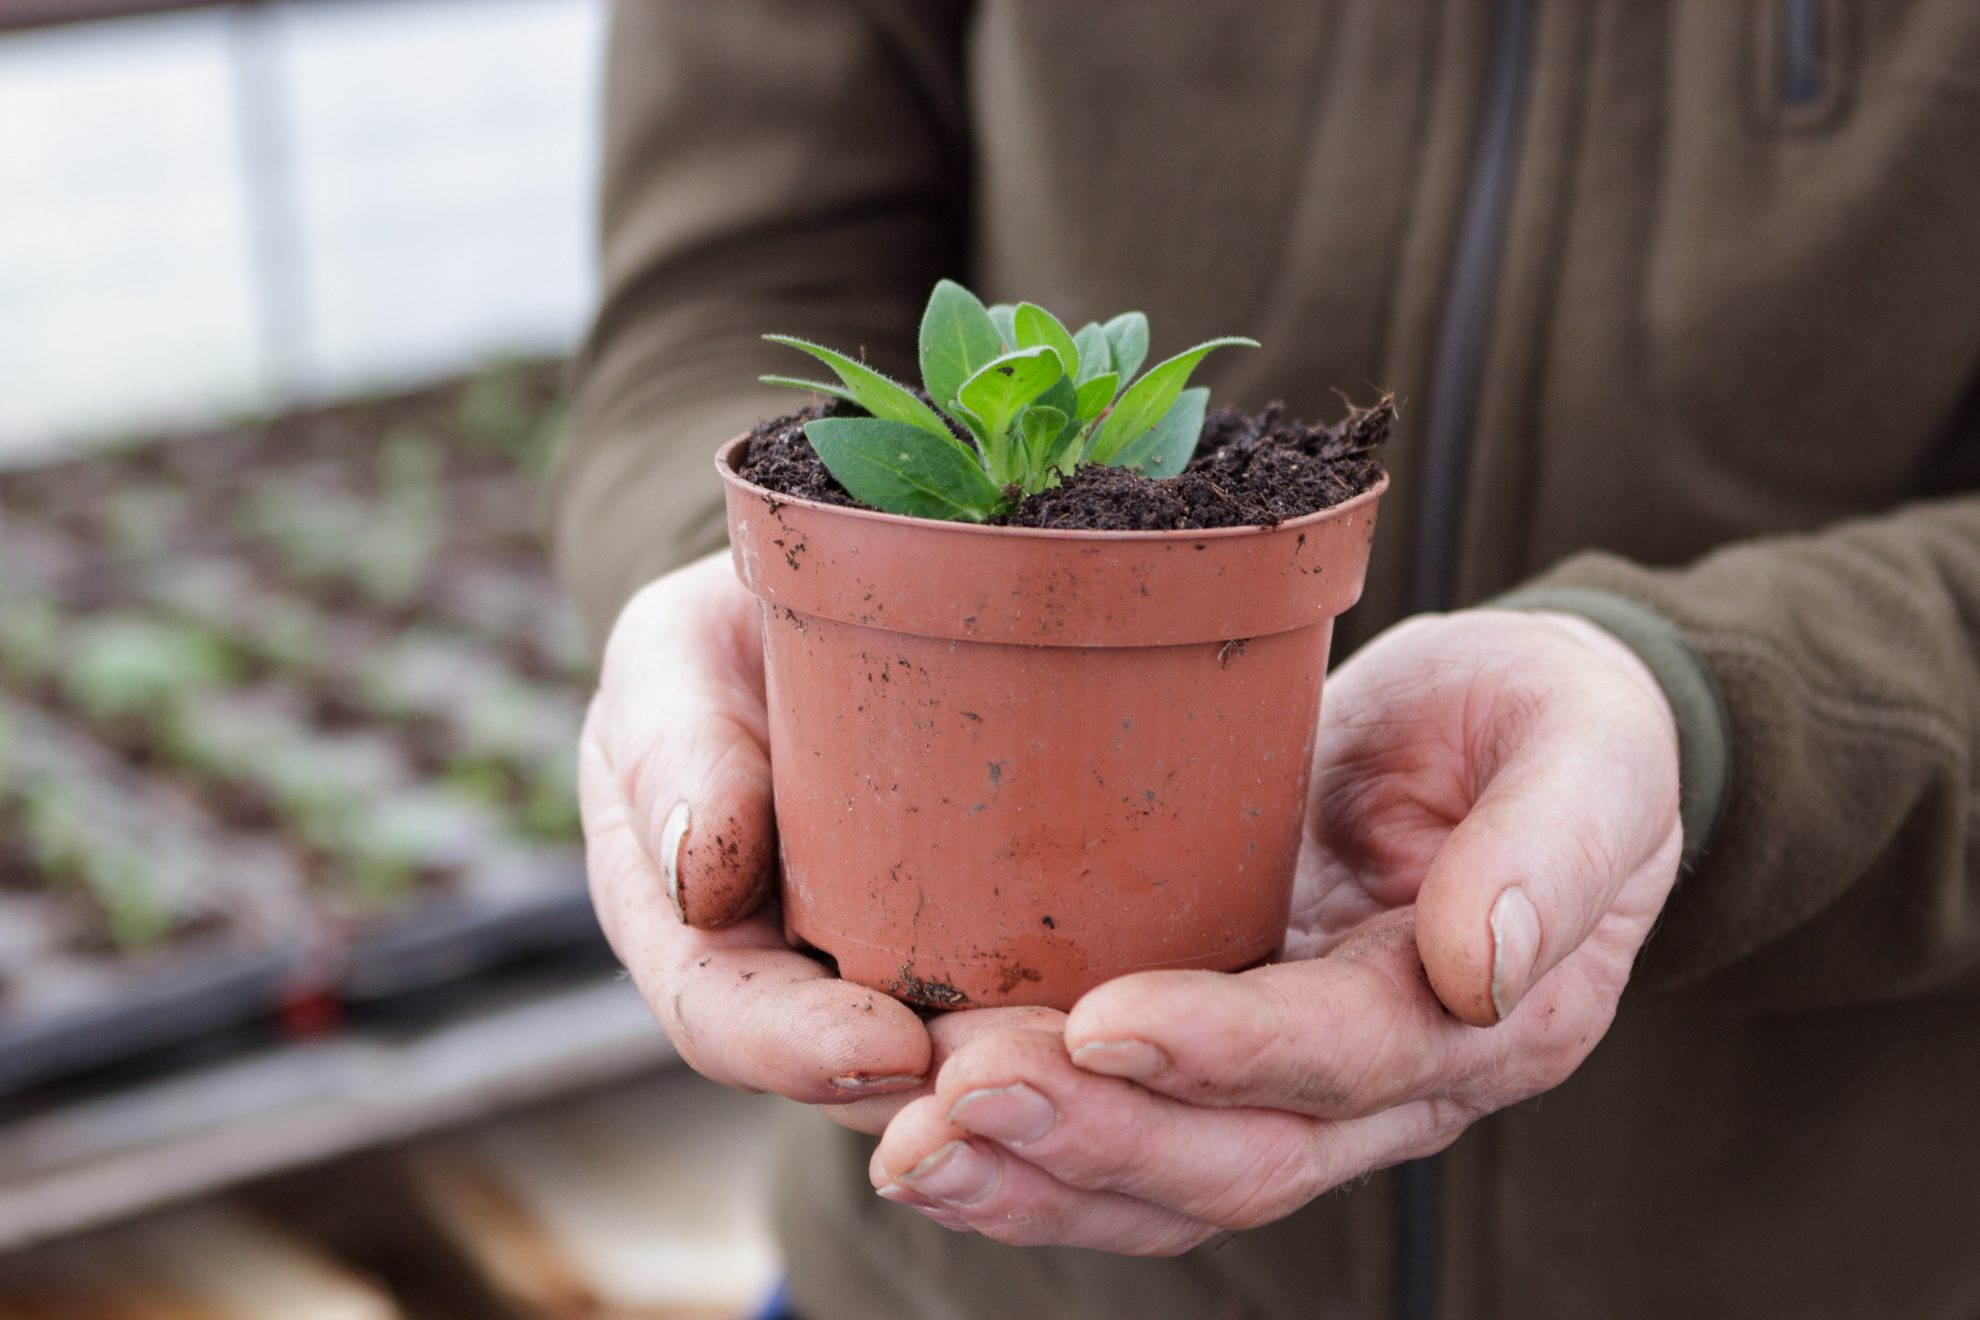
[1488,586,1731,871]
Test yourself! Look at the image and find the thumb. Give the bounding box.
[596,554,777,929]
[1413,625,1679,1026]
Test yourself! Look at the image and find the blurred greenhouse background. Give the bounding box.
[0,3,783,1316]
[0,0,599,454]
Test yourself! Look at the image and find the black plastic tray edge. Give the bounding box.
[336,880,603,1002]
[0,939,308,1096]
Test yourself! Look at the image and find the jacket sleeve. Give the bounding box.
[1504,479,1980,1012]
[552,0,973,640]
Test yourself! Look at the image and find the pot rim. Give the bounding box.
[714,432,1389,543]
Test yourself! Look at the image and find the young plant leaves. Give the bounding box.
[763,335,963,452]
[762,282,1267,524]
[1073,372,1119,425]
[803,417,1005,522]
[1088,337,1256,466]
[1034,375,1082,477]
[759,375,860,406]
[957,346,1065,481]
[1110,386,1208,478]
[949,400,994,462]
[919,281,1004,428]
[1014,303,1081,378]
[1036,372,1079,426]
[1018,405,1069,477]
[986,304,1019,352]
[1071,323,1112,385]
[1103,312,1150,385]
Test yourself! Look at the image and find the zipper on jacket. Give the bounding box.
[1779,0,1826,106]
[1401,2,1539,1319]
[1408,0,1538,618]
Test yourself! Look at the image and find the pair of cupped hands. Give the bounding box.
[580,552,1684,1255]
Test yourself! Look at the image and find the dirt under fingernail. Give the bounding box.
[830,1071,924,1095]
[659,800,691,919]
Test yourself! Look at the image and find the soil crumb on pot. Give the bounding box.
[888,965,972,1011]
[736,397,1391,531]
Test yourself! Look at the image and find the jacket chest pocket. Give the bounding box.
[1640,0,1980,512]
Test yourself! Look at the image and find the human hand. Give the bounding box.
[868,609,1686,1252]
[579,551,938,1116]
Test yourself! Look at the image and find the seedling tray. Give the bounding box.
[0,365,601,1095]
[0,701,313,1094]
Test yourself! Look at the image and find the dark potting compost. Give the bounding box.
[736,395,1391,530]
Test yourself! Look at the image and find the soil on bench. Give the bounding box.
[734,396,1390,531]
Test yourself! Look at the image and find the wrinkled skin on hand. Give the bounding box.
[581,551,1683,1254]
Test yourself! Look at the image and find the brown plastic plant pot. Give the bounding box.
[717,434,1386,1011]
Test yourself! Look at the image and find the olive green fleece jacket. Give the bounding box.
[554,3,1980,1317]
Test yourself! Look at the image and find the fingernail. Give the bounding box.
[949,1083,1057,1146]
[829,1072,924,1095]
[658,801,691,920]
[898,1140,1000,1207]
[1070,1039,1168,1079]
[1489,886,1542,1022]
[875,1183,919,1204]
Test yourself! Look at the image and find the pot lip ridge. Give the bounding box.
[714,432,1388,543]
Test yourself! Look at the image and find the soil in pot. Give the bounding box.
[736,396,1390,528]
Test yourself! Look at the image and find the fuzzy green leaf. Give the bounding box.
[1103,312,1150,385]
[1111,386,1208,478]
[957,347,1065,482]
[1036,372,1078,422]
[1073,372,1119,425]
[804,417,1005,522]
[1014,303,1081,378]
[986,304,1019,351]
[763,335,962,450]
[759,374,860,406]
[1071,323,1112,385]
[919,281,1004,427]
[951,400,991,453]
[1035,375,1082,476]
[1018,405,1069,479]
[1089,337,1256,466]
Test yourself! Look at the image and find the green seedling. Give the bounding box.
[21,775,89,885]
[0,598,62,684]
[252,598,325,675]
[64,616,237,725]
[243,486,359,582]
[81,841,174,951]
[349,499,441,608]
[763,280,1255,521]
[102,487,193,560]
[163,690,289,781]
[457,360,563,469]
[326,794,479,912]
[378,427,445,489]
[9,772,171,948]
[262,744,372,846]
[442,755,512,809]
[245,483,438,607]
[460,680,562,762]
[515,744,580,842]
[363,430,447,604]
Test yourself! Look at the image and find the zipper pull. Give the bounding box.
[1764,0,1848,126]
